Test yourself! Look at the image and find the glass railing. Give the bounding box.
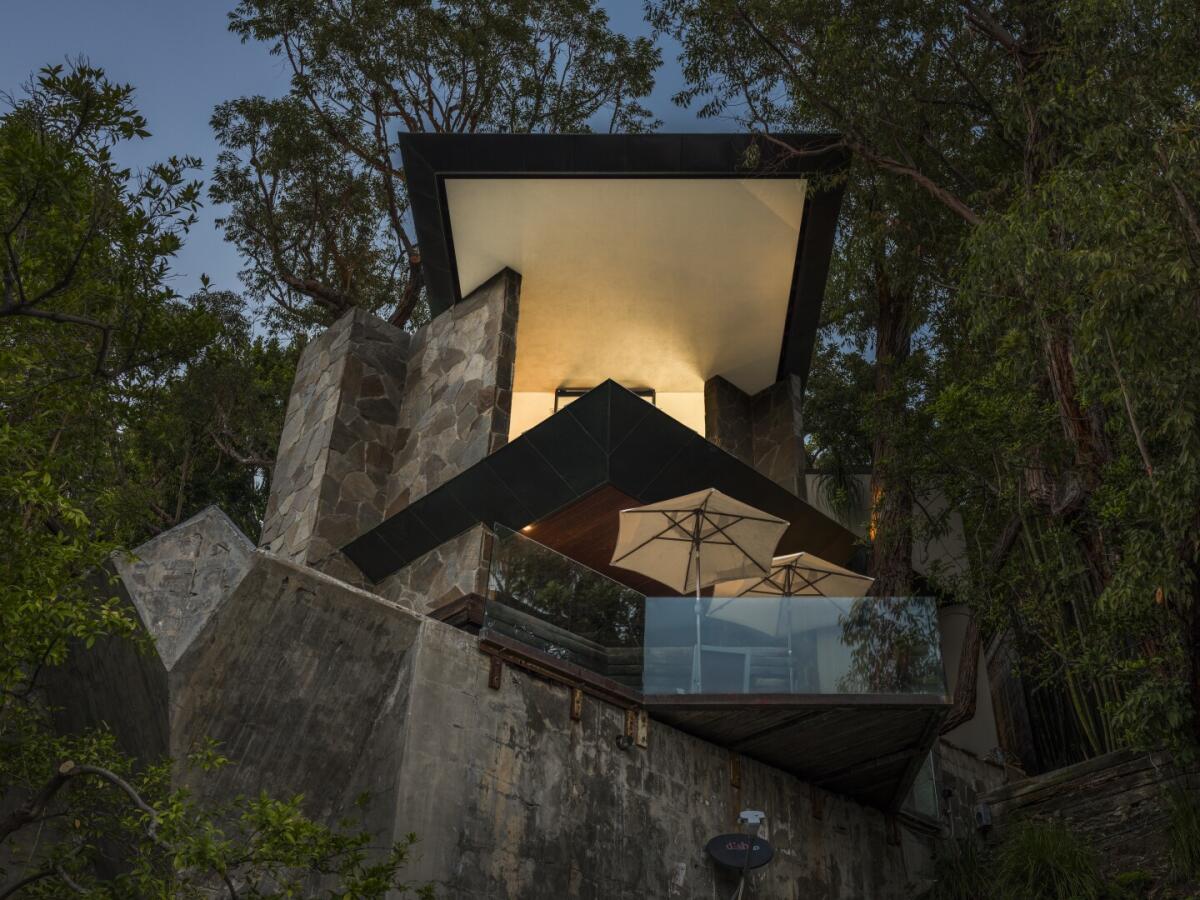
[484,525,645,688]
[642,594,945,696]
[484,525,944,698]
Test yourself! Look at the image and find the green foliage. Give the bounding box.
[654,0,1200,761]
[992,820,1106,900]
[921,825,1145,900]
[1166,786,1200,883]
[921,838,992,900]
[490,527,644,650]
[213,0,661,332]
[1,63,415,897]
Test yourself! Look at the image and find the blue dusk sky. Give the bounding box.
[1,2,724,299]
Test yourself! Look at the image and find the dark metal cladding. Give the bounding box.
[341,381,858,583]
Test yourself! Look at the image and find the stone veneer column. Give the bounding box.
[375,268,520,611]
[260,308,409,581]
[383,268,519,516]
[751,374,807,499]
[704,375,753,464]
[704,373,807,499]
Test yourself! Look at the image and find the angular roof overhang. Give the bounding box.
[398,133,848,391]
[342,380,858,584]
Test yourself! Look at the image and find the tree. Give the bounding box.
[1,63,420,896]
[212,0,661,333]
[652,0,1200,758]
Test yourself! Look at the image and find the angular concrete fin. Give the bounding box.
[114,506,254,670]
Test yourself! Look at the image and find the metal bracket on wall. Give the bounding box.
[488,655,504,690]
[570,687,584,721]
[810,784,824,820]
[885,815,901,846]
[635,709,649,748]
[624,709,649,748]
[730,752,742,788]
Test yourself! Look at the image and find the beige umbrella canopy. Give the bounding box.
[610,488,789,597]
[714,552,873,598]
[707,552,875,644]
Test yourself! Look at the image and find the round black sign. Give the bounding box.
[705,834,774,870]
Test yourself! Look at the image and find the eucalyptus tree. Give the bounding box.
[212,0,661,333]
[651,0,1200,756]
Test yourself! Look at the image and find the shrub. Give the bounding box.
[992,820,1105,900]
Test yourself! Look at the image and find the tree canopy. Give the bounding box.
[651,0,1200,760]
[212,0,661,332]
[0,63,420,897]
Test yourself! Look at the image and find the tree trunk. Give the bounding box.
[868,268,914,599]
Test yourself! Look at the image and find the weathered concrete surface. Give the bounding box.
[115,506,255,670]
[395,619,935,899]
[49,507,945,899]
[47,507,253,761]
[385,269,520,517]
[170,551,423,835]
[983,748,1198,880]
[935,742,1006,840]
[260,308,409,581]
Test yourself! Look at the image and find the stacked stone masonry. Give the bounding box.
[260,270,517,595]
[46,510,949,898]
[982,749,1200,881]
[260,308,409,583]
[384,268,519,517]
[704,374,808,498]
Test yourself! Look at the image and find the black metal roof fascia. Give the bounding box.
[395,132,849,391]
[342,380,858,584]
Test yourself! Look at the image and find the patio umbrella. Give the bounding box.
[714,552,873,599]
[610,488,789,598]
[709,552,873,692]
[610,488,789,693]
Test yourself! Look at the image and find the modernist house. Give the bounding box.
[52,134,1007,899]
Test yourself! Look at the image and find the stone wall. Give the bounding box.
[378,524,491,612]
[704,375,753,464]
[48,509,947,899]
[982,749,1199,880]
[385,268,519,517]
[47,507,254,761]
[170,551,424,837]
[750,374,807,498]
[393,619,936,899]
[935,741,1006,840]
[704,374,807,497]
[260,308,409,581]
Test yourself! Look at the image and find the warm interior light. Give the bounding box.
[521,524,534,532]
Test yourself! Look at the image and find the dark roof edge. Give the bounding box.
[396,132,849,325]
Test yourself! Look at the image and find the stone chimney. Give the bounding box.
[260,268,520,594]
[260,308,409,583]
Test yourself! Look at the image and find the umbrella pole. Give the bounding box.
[692,542,702,693]
[785,566,795,692]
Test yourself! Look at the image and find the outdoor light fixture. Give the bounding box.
[553,385,655,412]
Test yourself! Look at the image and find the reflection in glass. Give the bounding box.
[484,525,645,686]
[642,594,944,696]
[484,526,945,699]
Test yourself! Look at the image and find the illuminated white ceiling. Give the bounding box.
[445,177,807,395]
